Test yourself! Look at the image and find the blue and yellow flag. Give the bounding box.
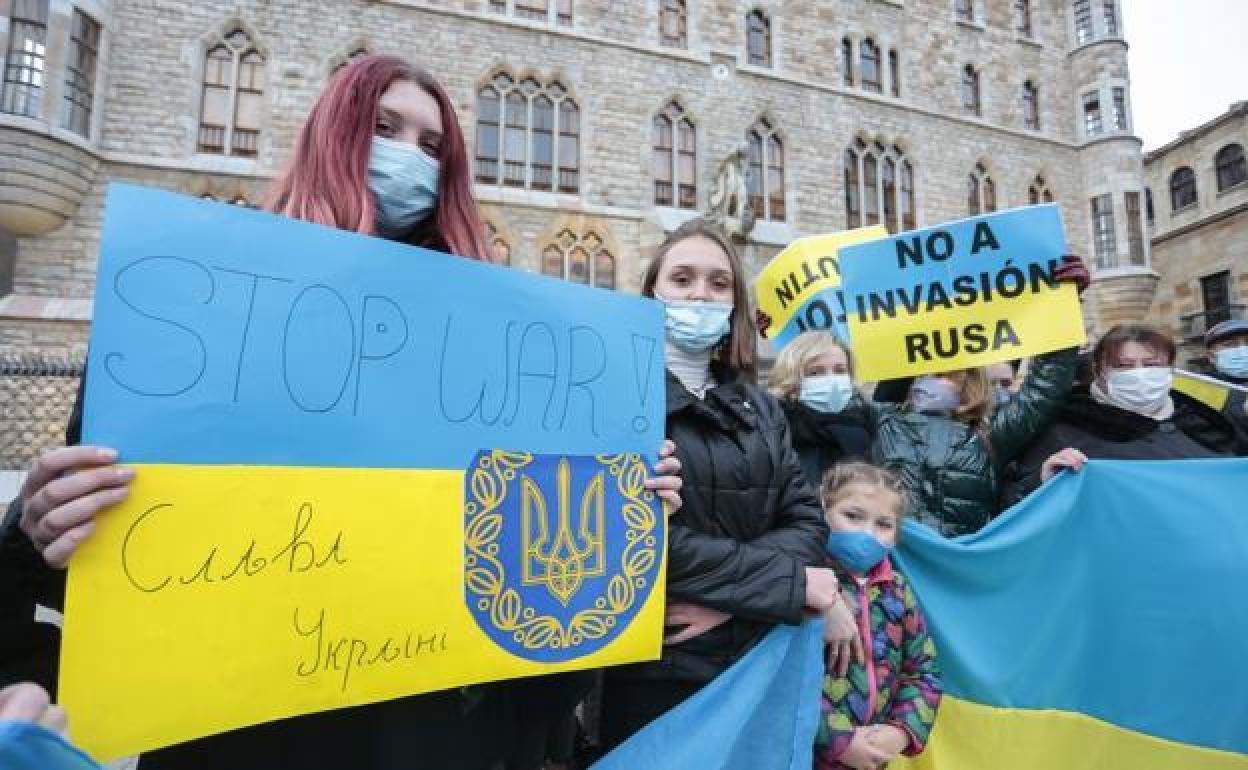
[60,185,668,761]
[591,460,1248,769]
[894,459,1248,769]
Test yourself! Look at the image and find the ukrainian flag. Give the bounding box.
[58,185,668,761]
[893,459,1248,769]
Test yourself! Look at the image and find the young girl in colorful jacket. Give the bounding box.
[815,463,942,770]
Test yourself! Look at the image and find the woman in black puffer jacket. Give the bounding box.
[1003,323,1240,506]
[597,219,855,752]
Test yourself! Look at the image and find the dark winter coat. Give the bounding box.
[0,379,510,770]
[779,399,872,493]
[1002,386,1239,507]
[864,348,1077,537]
[612,367,829,685]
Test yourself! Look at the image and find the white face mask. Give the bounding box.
[1106,366,1173,413]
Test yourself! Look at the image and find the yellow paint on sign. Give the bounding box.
[846,282,1084,382]
[753,227,888,335]
[1173,369,1232,411]
[59,464,665,762]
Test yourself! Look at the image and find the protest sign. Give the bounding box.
[838,205,1085,381]
[752,226,888,349]
[60,184,668,761]
[1174,368,1247,413]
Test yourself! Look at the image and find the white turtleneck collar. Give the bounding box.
[666,341,716,399]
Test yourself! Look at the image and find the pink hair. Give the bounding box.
[266,55,494,261]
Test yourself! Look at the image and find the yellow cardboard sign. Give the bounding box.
[60,463,666,761]
[838,206,1086,381]
[753,227,889,340]
[1173,369,1233,411]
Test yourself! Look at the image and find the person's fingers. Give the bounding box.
[0,682,51,721]
[25,464,131,540]
[658,439,676,458]
[650,454,682,476]
[852,631,866,665]
[32,480,129,547]
[21,447,119,504]
[838,640,853,677]
[38,704,68,736]
[825,643,840,671]
[664,604,691,624]
[645,473,682,491]
[663,619,712,645]
[656,489,681,514]
[41,520,98,569]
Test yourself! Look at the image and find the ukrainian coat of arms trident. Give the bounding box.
[463,450,663,663]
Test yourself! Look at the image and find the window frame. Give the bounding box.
[541,227,616,288]
[1073,0,1093,45]
[746,117,785,222]
[745,9,772,68]
[1082,90,1103,137]
[860,38,882,93]
[1124,191,1146,266]
[1022,80,1040,131]
[196,28,266,158]
[474,72,581,195]
[1215,144,1247,192]
[62,8,101,137]
[652,101,696,209]
[961,64,981,116]
[844,139,914,234]
[1,0,50,118]
[1169,167,1198,212]
[659,0,688,48]
[1090,193,1117,269]
[1015,0,1033,37]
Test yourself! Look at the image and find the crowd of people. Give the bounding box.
[1,53,1245,770]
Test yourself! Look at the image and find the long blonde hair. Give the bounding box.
[768,331,854,401]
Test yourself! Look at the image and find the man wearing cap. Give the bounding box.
[1204,319,1248,450]
[1206,319,1248,387]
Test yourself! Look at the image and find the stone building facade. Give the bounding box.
[0,0,1149,467]
[1143,102,1248,370]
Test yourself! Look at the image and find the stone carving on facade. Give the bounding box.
[707,143,755,238]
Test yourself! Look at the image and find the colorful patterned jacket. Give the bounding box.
[814,556,942,769]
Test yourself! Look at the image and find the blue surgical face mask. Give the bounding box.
[993,386,1012,407]
[368,136,439,238]
[799,374,854,414]
[1214,346,1248,379]
[910,376,961,416]
[826,531,892,574]
[662,299,733,353]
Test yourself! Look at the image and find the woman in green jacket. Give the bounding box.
[859,254,1087,536]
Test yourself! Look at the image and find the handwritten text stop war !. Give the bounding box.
[852,222,1061,363]
[100,256,659,437]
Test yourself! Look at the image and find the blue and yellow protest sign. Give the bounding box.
[838,205,1085,381]
[752,227,888,349]
[60,184,668,761]
[893,459,1248,770]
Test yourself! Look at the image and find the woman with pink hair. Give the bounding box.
[3,55,681,770]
